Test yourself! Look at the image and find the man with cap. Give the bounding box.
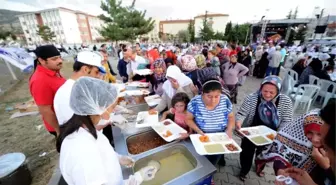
[54,51,106,127]
[30,45,66,136]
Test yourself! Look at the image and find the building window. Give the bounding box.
[58,21,61,26]
[25,30,29,34]
[22,21,26,25]
[28,38,32,41]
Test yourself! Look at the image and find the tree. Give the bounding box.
[224,21,232,37]
[177,30,190,43]
[0,31,11,40]
[286,9,292,19]
[187,19,195,43]
[214,32,225,40]
[36,25,55,42]
[199,11,214,41]
[99,0,155,42]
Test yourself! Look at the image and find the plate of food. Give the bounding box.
[144,95,162,107]
[133,69,153,76]
[126,82,149,88]
[189,133,242,155]
[152,119,187,142]
[238,126,277,146]
[135,110,159,128]
[119,89,150,97]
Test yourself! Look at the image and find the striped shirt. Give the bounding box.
[236,93,293,130]
[187,95,232,133]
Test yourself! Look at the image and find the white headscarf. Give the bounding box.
[162,65,192,98]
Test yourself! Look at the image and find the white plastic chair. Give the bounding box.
[322,61,329,69]
[287,69,299,83]
[282,75,295,96]
[309,75,320,85]
[318,79,336,105]
[290,84,320,114]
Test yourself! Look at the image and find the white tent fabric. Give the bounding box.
[0,47,34,73]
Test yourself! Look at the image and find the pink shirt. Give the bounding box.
[170,108,188,130]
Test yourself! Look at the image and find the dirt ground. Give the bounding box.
[0,62,74,185]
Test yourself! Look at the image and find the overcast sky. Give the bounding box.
[1,0,335,23]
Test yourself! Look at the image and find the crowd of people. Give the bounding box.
[27,41,336,185]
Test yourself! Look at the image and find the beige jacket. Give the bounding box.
[155,84,195,113]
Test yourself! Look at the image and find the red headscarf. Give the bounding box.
[229,50,237,57]
[147,49,160,70]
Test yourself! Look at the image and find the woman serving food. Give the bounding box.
[57,77,158,185]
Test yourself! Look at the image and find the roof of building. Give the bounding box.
[160,19,193,24]
[17,7,97,18]
[194,13,229,19]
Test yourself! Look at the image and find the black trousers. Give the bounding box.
[102,125,114,146]
[239,138,265,175]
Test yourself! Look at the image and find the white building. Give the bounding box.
[18,7,104,45]
[146,18,160,42]
[159,19,191,35]
[194,13,230,38]
[159,13,229,39]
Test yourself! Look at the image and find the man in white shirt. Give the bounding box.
[54,51,106,127]
[123,46,147,79]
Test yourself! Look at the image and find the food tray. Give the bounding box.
[152,119,187,142]
[135,111,159,128]
[126,82,149,88]
[189,133,242,155]
[238,125,277,146]
[144,95,162,107]
[133,69,153,76]
[119,89,150,97]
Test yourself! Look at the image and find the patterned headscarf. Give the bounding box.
[153,58,166,81]
[256,109,324,173]
[258,76,282,129]
[195,54,206,69]
[180,55,197,72]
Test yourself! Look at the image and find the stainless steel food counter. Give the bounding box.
[113,104,217,185]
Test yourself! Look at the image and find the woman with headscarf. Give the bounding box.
[221,51,249,104]
[259,50,270,78]
[235,76,293,181]
[298,58,323,85]
[253,46,264,77]
[153,65,195,113]
[148,58,167,96]
[257,109,334,185]
[292,58,307,77]
[57,77,158,185]
[195,54,206,69]
[207,50,221,76]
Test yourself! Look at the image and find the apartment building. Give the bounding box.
[159,13,229,38]
[18,7,104,45]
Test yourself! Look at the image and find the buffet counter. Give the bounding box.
[113,104,217,185]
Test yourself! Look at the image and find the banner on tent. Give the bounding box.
[0,48,34,73]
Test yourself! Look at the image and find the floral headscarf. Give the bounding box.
[180,55,197,72]
[195,54,206,69]
[258,75,282,129]
[256,109,324,173]
[153,58,166,81]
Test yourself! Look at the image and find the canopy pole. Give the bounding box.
[3,58,18,80]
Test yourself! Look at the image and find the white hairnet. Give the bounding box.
[70,77,119,116]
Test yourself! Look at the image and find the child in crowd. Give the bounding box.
[160,92,191,139]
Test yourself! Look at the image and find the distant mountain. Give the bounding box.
[0,9,29,24]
